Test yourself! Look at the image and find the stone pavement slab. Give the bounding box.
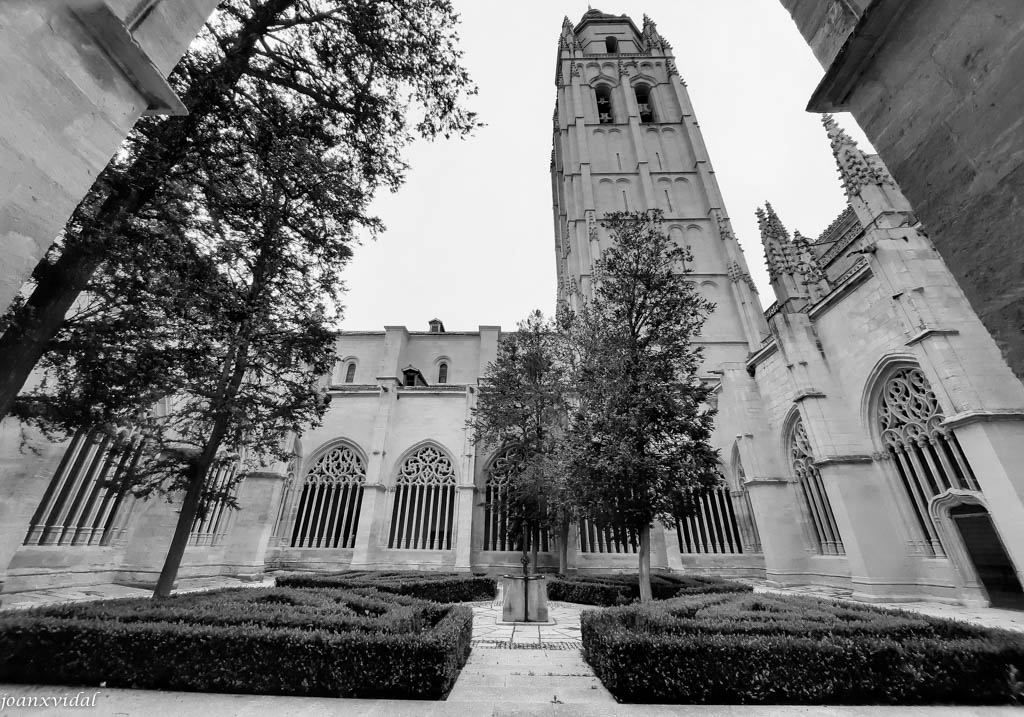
[1,685,1022,716]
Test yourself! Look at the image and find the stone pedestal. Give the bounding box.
[501,575,549,622]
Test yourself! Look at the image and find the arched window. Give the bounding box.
[482,445,549,552]
[674,480,749,555]
[23,427,141,547]
[344,362,356,383]
[790,417,845,555]
[437,362,448,384]
[388,445,457,550]
[290,444,365,549]
[605,36,618,53]
[878,366,980,557]
[578,516,638,553]
[634,84,655,123]
[189,461,240,547]
[594,85,614,124]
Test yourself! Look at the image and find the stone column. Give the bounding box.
[115,493,183,588]
[220,471,285,581]
[744,479,810,586]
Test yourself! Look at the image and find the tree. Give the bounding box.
[0,0,479,420]
[470,310,573,574]
[564,209,721,602]
[9,0,480,597]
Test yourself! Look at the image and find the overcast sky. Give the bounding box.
[338,1,875,333]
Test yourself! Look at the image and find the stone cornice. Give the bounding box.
[942,409,1024,431]
[793,390,826,403]
[905,328,960,346]
[813,454,874,468]
[807,0,913,112]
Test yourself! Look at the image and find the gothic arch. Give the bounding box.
[388,440,460,486]
[863,356,982,558]
[289,438,367,549]
[783,407,845,555]
[387,441,459,550]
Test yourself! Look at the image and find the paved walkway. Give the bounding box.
[739,579,1024,633]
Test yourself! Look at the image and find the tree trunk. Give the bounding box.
[0,0,292,420]
[638,523,652,602]
[557,515,570,576]
[152,457,210,598]
[0,244,105,418]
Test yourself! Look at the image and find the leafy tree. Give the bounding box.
[471,310,573,574]
[8,0,479,597]
[0,0,479,420]
[564,210,720,602]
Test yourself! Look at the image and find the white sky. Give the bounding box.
[338,1,875,333]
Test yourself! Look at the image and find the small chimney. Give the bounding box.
[428,318,445,333]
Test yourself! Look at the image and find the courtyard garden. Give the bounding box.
[3,570,1024,705]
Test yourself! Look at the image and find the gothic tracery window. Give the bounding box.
[790,417,845,555]
[878,366,980,557]
[483,445,549,552]
[290,444,365,548]
[388,445,457,550]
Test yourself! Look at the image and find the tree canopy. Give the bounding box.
[564,209,721,600]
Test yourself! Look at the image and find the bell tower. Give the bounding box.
[551,9,768,367]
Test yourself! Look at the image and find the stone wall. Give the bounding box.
[0,0,218,313]
[786,0,1024,380]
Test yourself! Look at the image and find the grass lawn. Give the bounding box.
[0,586,472,699]
[582,591,1024,704]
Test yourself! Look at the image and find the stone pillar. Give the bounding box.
[115,493,183,588]
[220,471,284,581]
[453,485,475,572]
[744,479,809,586]
[814,458,914,601]
[0,422,65,596]
[350,485,387,568]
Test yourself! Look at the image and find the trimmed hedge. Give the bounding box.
[275,570,496,603]
[547,572,751,606]
[0,587,472,699]
[581,592,1024,704]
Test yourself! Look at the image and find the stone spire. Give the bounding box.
[792,230,830,302]
[641,13,670,52]
[822,114,893,197]
[756,202,799,282]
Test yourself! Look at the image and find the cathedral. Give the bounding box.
[2,9,1024,610]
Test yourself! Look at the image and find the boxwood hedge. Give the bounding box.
[581,592,1024,704]
[0,587,471,699]
[275,570,496,603]
[547,572,751,606]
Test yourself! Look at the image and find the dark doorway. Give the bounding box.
[950,504,1024,610]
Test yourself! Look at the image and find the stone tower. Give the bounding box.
[551,9,768,371]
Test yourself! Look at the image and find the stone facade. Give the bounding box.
[0,0,219,313]
[2,9,1024,609]
[780,0,1024,381]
